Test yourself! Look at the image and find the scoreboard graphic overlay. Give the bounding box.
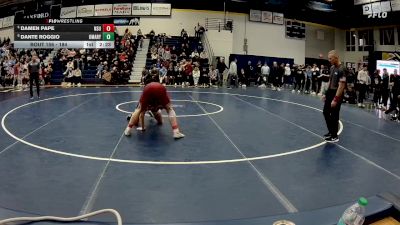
[14,18,115,49]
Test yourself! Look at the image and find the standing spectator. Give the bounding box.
[318,65,330,96]
[304,66,312,94]
[372,70,382,108]
[284,63,292,88]
[357,65,370,108]
[386,69,400,114]
[228,58,238,88]
[255,60,262,84]
[28,55,41,99]
[381,68,390,110]
[270,62,280,91]
[217,57,228,86]
[245,61,254,85]
[259,62,270,87]
[311,64,320,94]
[239,68,248,87]
[293,65,305,93]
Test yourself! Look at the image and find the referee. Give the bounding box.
[28,55,41,99]
[323,50,347,142]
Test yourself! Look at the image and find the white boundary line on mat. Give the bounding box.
[1,90,343,165]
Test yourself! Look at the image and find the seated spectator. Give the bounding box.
[119,52,128,62]
[141,67,149,84]
[163,46,171,61]
[150,67,159,82]
[171,46,177,55]
[158,46,165,59]
[175,64,183,86]
[151,52,158,64]
[159,66,168,84]
[192,66,200,87]
[72,67,82,87]
[200,66,209,87]
[191,49,199,59]
[179,52,187,61]
[184,60,193,86]
[96,62,104,78]
[43,63,53,85]
[209,65,219,86]
[167,64,175,85]
[121,62,131,81]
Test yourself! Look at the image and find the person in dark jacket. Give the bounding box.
[372,70,382,108]
[381,68,390,110]
[28,55,40,99]
[386,69,400,114]
[270,62,281,91]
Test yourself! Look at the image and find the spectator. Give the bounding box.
[270,62,280,91]
[239,68,248,87]
[386,69,400,114]
[259,62,270,87]
[293,65,305,93]
[228,58,238,88]
[372,70,382,108]
[209,65,219,86]
[192,66,200,87]
[159,66,168,84]
[357,65,370,108]
[245,61,254,85]
[318,65,330,96]
[304,65,312,94]
[311,64,319,94]
[28,55,41,99]
[382,68,390,110]
[72,67,82,87]
[284,63,292,88]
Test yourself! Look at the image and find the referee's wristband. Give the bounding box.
[333,96,341,102]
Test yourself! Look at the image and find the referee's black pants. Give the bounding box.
[323,89,342,137]
[29,72,40,98]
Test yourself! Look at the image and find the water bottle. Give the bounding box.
[337,197,368,225]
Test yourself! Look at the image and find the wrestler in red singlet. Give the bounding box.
[124,82,185,139]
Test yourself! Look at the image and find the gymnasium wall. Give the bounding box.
[116,9,308,64]
[305,24,335,60]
